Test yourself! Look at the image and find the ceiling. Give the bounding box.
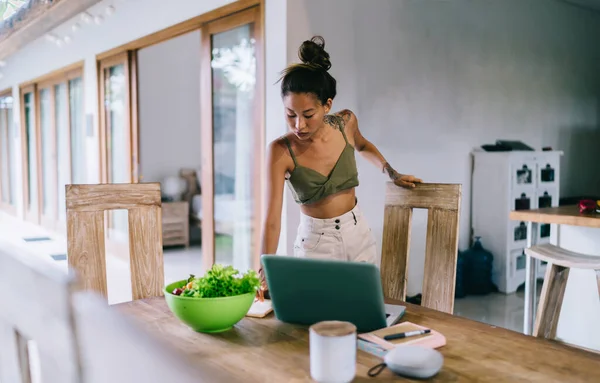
[562,0,600,11]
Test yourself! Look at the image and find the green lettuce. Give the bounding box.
[181,264,260,298]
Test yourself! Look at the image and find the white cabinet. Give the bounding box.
[471,150,562,294]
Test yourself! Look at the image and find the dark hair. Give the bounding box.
[279,36,337,105]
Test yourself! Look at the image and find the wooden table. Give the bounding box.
[116,297,600,382]
[509,205,600,229]
[509,205,600,337]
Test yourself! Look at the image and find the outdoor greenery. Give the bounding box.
[0,0,27,21]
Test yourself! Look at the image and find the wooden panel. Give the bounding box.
[67,210,107,297]
[0,243,82,383]
[380,205,412,301]
[116,297,600,382]
[206,7,258,35]
[534,264,570,339]
[0,0,102,61]
[21,62,83,89]
[128,206,164,300]
[510,205,600,228]
[74,292,224,382]
[66,183,161,212]
[96,0,261,60]
[525,244,600,269]
[422,208,460,314]
[66,183,164,301]
[384,182,461,210]
[381,182,461,313]
[253,3,265,271]
[200,24,215,272]
[130,50,140,183]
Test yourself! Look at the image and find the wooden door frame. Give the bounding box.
[200,5,265,272]
[0,88,17,215]
[98,51,139,259]
[36,83,58,230]
[19,64,84,231]
[19,84,39,224]
[98,51,139,185]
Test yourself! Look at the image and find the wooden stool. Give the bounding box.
[380,182,462,314]
[525,244,600,340]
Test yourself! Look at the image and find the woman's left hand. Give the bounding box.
[394,174,423,189]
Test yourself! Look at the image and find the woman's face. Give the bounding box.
[283,92,331,141]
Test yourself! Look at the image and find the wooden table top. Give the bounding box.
[510,205,600,228]
[115,297,600,382]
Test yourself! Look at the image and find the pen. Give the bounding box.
[383,329,431,341]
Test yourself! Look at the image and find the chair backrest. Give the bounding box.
[65,183,164,301]
[380,182,462,314]
[73,291,222,383]
[0,242,83,383]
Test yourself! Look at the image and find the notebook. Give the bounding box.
[246,299,273,318]
[358,321,446,350]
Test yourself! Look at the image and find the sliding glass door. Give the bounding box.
[99,52,139,243]
[33,68,84,231]
[201,6,264,273]
[0,90,16,215]
[20,86,39,223]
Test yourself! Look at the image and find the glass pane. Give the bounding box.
[40,88,54,217]
[55,83,69,221]
[69,77,86,184]
[104,64,129,237]
[24,93,38,212]
[211,25,256,272]
[8,105,16,204]
[0,106,8,203]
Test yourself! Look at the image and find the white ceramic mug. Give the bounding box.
[309,321,357,383]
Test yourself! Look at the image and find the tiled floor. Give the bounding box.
[0,211,539,334]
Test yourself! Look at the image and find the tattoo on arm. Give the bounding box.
[323,114,345,131]
[323,109,352,132]
[383,162,401,181]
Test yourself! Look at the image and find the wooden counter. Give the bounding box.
[509,205,600,228]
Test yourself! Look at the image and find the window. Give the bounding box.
[0,90,16,214]
[19,65,85,229]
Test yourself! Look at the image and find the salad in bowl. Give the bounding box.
[164,264,261,333]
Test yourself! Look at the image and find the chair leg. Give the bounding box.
[533,264,570,339]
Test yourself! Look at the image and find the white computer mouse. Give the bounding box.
[383,345,444,379]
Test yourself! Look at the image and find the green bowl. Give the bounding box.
[163,280,255,333]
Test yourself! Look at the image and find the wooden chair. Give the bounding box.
[66,183,164,301]
[380,182,462,314]
[0,242,83,383]
[73,291,219,383]
[525,244,600,342]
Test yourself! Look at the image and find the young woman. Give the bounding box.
[257,36,421,299]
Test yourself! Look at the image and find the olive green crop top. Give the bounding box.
[283,126,359,205]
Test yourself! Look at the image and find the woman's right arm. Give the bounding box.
[257,139,288,300]
[261,139,288,255]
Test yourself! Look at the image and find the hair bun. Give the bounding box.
[298,36,331,71]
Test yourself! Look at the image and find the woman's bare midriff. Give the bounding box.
[299,188,357,219]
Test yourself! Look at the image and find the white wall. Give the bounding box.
[137,30,201,183]
[281,0,600,295]
[0,0,235,219]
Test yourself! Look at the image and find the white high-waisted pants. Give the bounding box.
[293,202,377,264]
